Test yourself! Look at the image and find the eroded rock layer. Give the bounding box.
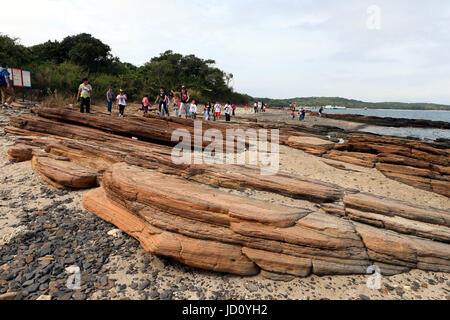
[5,107,450,279]
[80,163,450,277]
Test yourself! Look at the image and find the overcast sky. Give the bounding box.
[3,0,450,104]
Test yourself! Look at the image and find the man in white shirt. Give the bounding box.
[116,89,127,117]
[224,102,231,122]
[76,78,93,113]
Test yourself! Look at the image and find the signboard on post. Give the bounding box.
[22,70,32,88]
[12,68,23,87]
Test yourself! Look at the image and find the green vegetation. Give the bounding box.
[251,97,450,111]
[2,33,449,110]
[1,33,249,104]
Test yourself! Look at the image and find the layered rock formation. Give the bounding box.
[5,107,450,279]
[286,132,450,197]
[307,111,450,129]
[82,163,450,277]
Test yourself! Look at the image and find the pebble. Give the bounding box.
[160,290,173,300]
[138,280,150,290]
[72,292,87,300]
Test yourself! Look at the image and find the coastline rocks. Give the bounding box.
[7,112,344,203]
[286,136,335,156]
[7,144,35,162]
[81,163,450,278]
[324,133,450,197]
[32,155,98,189]
[309,112,450,130]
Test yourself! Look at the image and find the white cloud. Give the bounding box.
[2,0,450,104]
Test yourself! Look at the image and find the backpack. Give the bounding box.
[0,69,8,87]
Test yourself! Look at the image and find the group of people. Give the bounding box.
[149,86,237,122]
[76,79,238,122]
[253,101,267,113]
[292,107,307,121]
[0,63,15,107]
[289,106,323,121]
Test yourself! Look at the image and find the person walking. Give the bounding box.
[319,106,324,118]
[299,107,306,121]
[254,102,258,114]
[214,101,222,121]
[206,102,212,121]
[155,87,169,117]
[172,93,180,117]
[179,85,190,119]
[165,93,171,117]
[0,64,14,107]
[106,88,114,114]
[116,89,127,118]
[231,103,236,116]
[224,102,232,122]
[76,78,92,113]
[142,94,150,115]
[190,100,197,119]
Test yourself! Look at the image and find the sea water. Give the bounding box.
[320,109,450,141]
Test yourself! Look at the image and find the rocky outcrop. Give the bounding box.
[8,112,344,202]
[80,163,450,278]
[5,107,450,280]
[308,111,450,129]
[323,133,450,197]
[7,144,35,162]
[285,136,335,156]
[32,155,99,189]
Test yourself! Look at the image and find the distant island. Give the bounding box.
[250,97,450,111]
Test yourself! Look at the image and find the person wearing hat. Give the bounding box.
[116,89,127,118]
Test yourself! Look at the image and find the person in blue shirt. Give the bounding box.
[0,63,15,107]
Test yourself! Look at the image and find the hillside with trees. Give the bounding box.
[0,33,249,104]
[251,97,450,110]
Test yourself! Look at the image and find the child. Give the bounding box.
[142,95,150,115]
[291,110,295,120]
[190,100,197,119]
[172,93,180,117]
[116,89,127,118]
[214,101,222,120]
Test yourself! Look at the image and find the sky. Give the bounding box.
[2,0,450,104]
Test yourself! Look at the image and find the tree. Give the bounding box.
[0,34,32,67]
[60,33,112,72]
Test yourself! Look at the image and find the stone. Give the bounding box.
[32,155,98,189]
[0,292,19,300]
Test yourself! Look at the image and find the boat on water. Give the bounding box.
[324,105,347,110]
